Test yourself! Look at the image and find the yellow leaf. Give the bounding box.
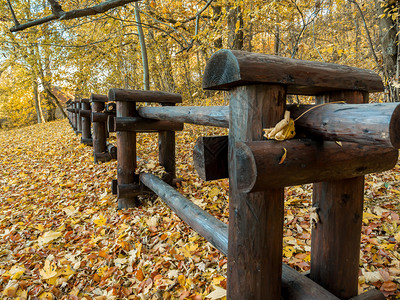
[36,224,45,232]
[39,292,54,299]
[39,260,58,280]
[207,285,227,299]
[209,187,220,198]
[178,274,186,286]
[395,232,400,243]
[283,246,295,258]
[97,266,108,276]
[213,275,226,285]
[279,148,287,165]
[93,214,107,227]
[38,231,62,246]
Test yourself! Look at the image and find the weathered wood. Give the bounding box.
[81,138,93,146]
[79,109,91,118]
[228,84,286,299]
[116,100,138,209]
[114,117,183,132]
[91,101,108,163]
[76,101,82,134]
[90,93,108,102]
[117,183,142,200]
[310,91,367,299]
[202,50,383,94]
[288,102,400,149]
[138,106,229,128]
[193,136,229,181]
[91,111,110,123]
[80,100,92,146]
[349,289,385,300]
[93,152,114,163]
[108,88,182,104]
[72,102,78,132]
[234,139,398,192]
[107,115,116,133]
[159,130,175,184]
[139,172,340,300]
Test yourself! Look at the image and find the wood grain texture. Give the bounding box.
[203,50,383,94]
[235,139,398,192]
[116,101,138,209]
[138,106,229,128]
[108,88,182,104]
[228,84,286,299]
[92,101,107,163]
[311,90,367,299]
[159,130,176,184]
[289,102,400,148]
[80,101,92,145]
[114,117,183,132]
[90,93,108,103]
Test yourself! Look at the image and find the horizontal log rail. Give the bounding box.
[235,140,398,192]
[288,102,400,148]
[138,103,400,148]
[202,50,383,94]
[192,136,399,186]
[113,116,183,132]
[139,173,342,300]
[138,106,229,128]
[109,88,183,104]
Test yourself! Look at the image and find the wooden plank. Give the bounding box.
[310,90,367,298]
[139,172,340,300]
[234,140,397,192]
[202,50,383,94]
[138,106,229,128]
[228,84,286,299]
[109,88,182,104]
[193,136,229,181]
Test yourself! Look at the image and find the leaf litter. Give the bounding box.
[0,119,399,299]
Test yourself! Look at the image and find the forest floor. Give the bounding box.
[0,119,399,299]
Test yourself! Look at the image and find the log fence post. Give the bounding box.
[80,98,93,146]
[310,91,369,298]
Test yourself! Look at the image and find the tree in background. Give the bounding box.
[0,0,398,127]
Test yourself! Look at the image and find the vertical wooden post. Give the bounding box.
[92,101,106,163]
[228,84,286,299]
[80,99,92,145]
[76,101,82,134]
[158,103,176,184]
[72,101,77,132]
[116,100,138,209]
[311,91,368,298]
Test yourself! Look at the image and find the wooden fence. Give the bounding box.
[65,49,400,300]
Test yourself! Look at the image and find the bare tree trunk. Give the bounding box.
[374,0,398,101]
[135,2,149,90]
[227,5,244,50]
[33,78,45,124]
[274,25,280,55]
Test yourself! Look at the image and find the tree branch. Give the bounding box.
[6,0,20,26]
[348,0,380,69]
[10,0,139,32]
